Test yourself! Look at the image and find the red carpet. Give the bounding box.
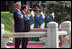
[8,45,45,48]
[8,45,62,48]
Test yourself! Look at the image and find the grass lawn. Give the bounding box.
[1,11,14,33]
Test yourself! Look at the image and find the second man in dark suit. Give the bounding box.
[21,5,30,48]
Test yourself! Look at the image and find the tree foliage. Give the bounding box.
[43,1,71,23]
[8,1,15,13]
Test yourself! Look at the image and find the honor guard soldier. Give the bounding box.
[32,7,40,41]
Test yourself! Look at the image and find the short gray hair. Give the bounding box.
[14,2,21,8]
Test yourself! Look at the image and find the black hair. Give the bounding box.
[33,5,36,8]
[21,5,26,10]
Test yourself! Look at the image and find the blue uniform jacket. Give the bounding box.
[29,15,35,25]
[45,15,51,28]
[34,14,39,28]
[39,15,45,25]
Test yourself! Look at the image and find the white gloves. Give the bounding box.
[51,12,55,19]
[31,10,35,17]
[41,11,45,19]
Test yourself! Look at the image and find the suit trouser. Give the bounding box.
[15,31,28,48]
[15,38,28,48]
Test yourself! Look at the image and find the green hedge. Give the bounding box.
[1,12,14,33]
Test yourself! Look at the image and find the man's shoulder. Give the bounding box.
[14,9,21,15]
[14,9,21,13]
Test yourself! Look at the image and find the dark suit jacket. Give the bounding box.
[22,11,30,32]
[13,9,25,32]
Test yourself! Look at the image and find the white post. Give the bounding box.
[61,21,71,48]
[46,21,59,48]
[1,24,4,37]
[1,24,10,48]
[1,24,6,48]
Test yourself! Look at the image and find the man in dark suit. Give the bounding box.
[21,5,30,47]
[13,2,29,48]
[21,5,30,32]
